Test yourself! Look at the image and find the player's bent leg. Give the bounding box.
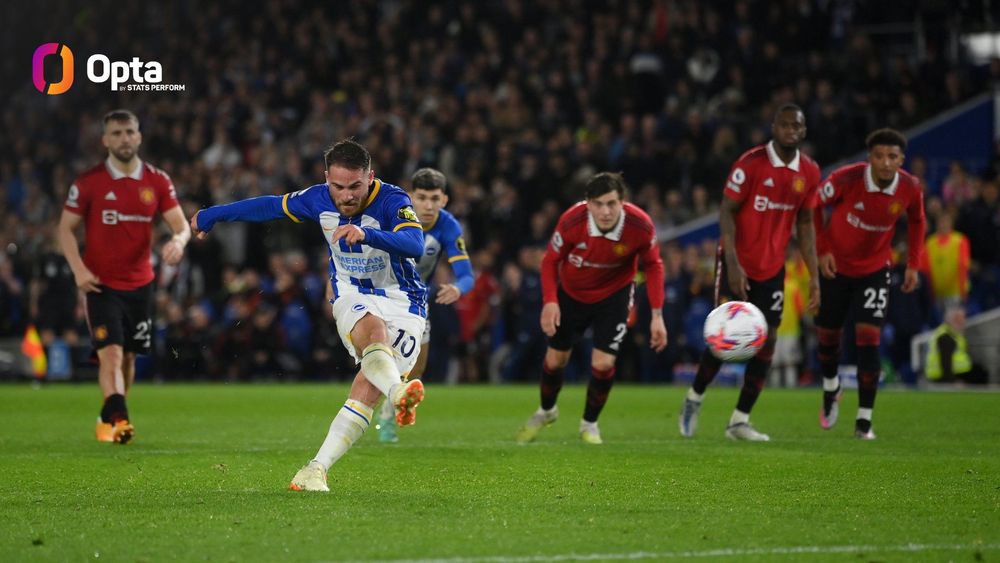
[348,309,427,428]
[350,314,402,396]
[580,350,616,445]
[516,347,569,444]
[379,345,429,443]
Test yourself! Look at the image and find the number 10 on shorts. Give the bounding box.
[392,329,417,358]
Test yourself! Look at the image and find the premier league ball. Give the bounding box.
[703,301,768,362]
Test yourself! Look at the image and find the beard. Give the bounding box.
[110,146,136,162]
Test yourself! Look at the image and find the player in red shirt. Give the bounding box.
[515,172,667,445]
[679,104,821,441]
[57,110,191,444]
[814,128,925,439]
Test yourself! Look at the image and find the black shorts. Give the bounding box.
[816,267,891,329]
[548,284,634,355]
[714,246,784,327]
[85,283,154,355]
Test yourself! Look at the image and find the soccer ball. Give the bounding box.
[703,301,768,362]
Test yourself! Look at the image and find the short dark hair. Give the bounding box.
[103,109,139,128]
[411,168,448,193]
[584,172,627,200]
[323,139,371,171]
[774,103,804,120]
[866,128,907,152]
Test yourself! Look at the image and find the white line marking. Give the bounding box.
[368,543,1000,563]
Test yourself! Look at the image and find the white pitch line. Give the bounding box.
[367,542,1000,563]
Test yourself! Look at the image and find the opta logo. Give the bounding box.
[32,43,74,95]
[33,43,184,94]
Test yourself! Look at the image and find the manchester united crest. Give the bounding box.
[613,243,627,256]
[888,201,903,216]
[792,176,806,193]
[140,187,156,205]
[94,326,108,341]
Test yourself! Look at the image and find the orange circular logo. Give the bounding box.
[613,244,628,256]
[793,177,805,193]
[140,188,155,205]
[889,201,903,216]
[94,326,108,341]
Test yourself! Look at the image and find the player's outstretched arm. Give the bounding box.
[192,194,294,238]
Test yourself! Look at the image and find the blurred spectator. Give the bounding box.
[924,306,988,385]
[956,178,1000,268]
[941,161,975,208]
[28,223,80,348]
[0,253,26,336]
[924,209,970,311]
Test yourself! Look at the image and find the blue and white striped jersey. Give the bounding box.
[417,208,470,283]
[282,179,428,317]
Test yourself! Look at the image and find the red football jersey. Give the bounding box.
[723,142,821,280]
[815,162,926,277]
[64,159,179,290]
[541,202,665,308]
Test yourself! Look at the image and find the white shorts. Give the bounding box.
[332,294,426,377]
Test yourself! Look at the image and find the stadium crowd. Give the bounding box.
[2,0,999,384]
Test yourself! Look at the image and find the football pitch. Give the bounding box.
[1,383,997,562]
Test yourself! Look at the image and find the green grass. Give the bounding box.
[0,383,998,562]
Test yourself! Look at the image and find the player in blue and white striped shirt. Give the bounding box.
[376,168,474,443]
[191,139,428,492]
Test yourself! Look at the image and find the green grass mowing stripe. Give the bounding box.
[371,542,1000,562]
[0,384,997,562]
